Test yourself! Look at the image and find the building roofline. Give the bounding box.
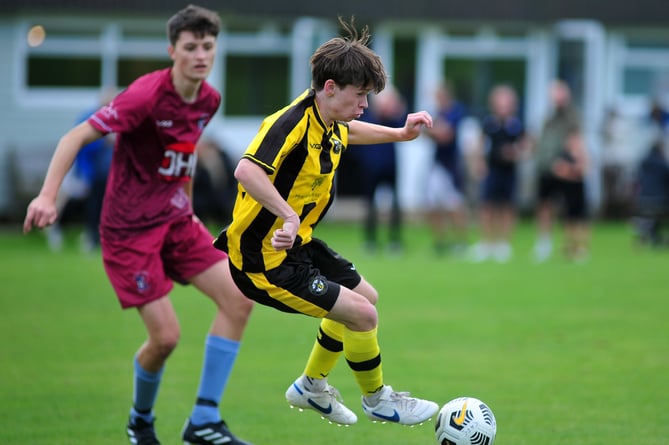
[1,0,667,26]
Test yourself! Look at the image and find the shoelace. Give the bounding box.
[388,390,417,409]
[324,384,346,403]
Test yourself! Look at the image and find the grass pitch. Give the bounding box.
[0,219,667,444]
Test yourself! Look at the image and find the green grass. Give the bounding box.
[1,220,667,444]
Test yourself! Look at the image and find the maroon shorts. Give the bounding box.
[101,216,227,309]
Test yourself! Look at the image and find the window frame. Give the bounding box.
[13,17,298,117]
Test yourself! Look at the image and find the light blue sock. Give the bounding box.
[190,335,240,425]
[130,356,164,424]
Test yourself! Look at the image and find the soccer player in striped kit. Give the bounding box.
[215,17,439,428]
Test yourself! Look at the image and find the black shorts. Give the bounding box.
[561,180,587,221]
[538,173,587,221]
[229,238,362,318]
[537,172,561,201]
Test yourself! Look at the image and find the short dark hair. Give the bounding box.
[310,17,387,94]
[166,4,221,46]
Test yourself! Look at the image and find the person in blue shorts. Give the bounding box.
[425,82,469,255]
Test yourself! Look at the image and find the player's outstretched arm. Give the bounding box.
[348,111,432,145]
[23,122,104,234]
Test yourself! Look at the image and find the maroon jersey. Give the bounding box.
[89,68,220,238]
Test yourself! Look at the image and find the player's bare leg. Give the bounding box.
[183,260,254,445]
[126,297,180,445]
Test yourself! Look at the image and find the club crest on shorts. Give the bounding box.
[134,271,150,293]
[309,276,328,296]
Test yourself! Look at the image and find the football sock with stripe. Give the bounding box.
[190,335,240,425]
[303,318,344,383]
[130,356,164,424]
[343,327,384,395]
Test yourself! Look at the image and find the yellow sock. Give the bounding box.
[304,319,344,379]
[343,327,383,395]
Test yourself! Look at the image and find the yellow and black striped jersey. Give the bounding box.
[224,89,349,272]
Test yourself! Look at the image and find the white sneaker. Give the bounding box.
[492,242,512,263]
[533,238,552,262]
[46,225,64,252]
[285,378,358,425]
[468,242,491,263]
[361,385,439,426]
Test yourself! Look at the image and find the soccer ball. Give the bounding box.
[434,397,497,445]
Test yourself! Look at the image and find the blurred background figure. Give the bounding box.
[599,105,643,218]
[193,137,237,226]
[424,81,469,256]
[532,80,582,261]
[469,84,528,262]
[631,102,669,247]
[549,128,591,261]
[349,85,407,254]
[46,88,115,252]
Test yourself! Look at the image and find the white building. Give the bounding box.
[1,1,668,219]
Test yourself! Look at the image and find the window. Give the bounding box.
[620,35,669,98]
[17,17,300,117]
[225,55,290,116]
[393,37,417,110]
[623,67,669,96]
[444,58,526,119]
[117,58,171,87]
[27,55,101,87]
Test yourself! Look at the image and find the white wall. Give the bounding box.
[1,14,667,219]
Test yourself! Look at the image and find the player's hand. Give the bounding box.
[501,143,518,161]
[271,214,299,251]
[400,111,433,141]
[552,159,573,180]
[23,195,58,234]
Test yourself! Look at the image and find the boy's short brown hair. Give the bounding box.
[310,17,387,94]
[166,4,221,45]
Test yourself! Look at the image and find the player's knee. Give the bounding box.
[364,286,379,305]
[354,279,379,305]
[350,300,378,331]
[152,331,180,359]
[225,293,254,323]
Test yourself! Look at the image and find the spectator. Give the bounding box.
[532,80,582,261]
[349,85,406,253]
[424,81,469,256]
[469,85,528,262]
[632,107,669,247]
[551,128,591,261]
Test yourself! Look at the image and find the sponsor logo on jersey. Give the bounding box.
[156,119,174,128]
[311,176,326,190]
[158,141,197,181]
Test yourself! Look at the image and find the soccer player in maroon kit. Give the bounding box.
[23,6,254,445]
